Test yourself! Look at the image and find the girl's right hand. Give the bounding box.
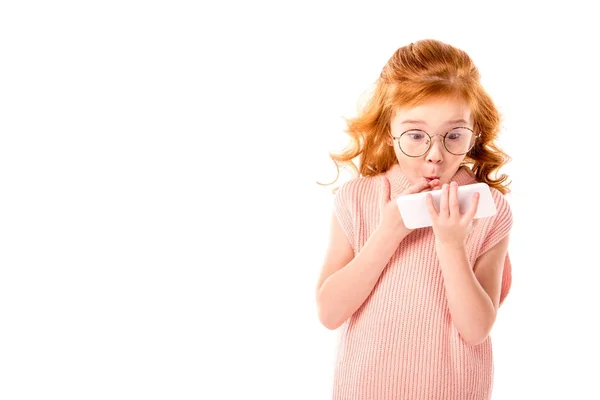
[378,176,440,234]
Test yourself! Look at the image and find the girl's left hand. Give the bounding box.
[426,181,479,247]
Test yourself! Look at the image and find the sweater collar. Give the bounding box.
[386,163,477,200]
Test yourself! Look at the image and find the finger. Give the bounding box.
[402,179,431,195]
[426,193,438,218]
[439,183,449,217]
[380,176,391,207]
[430,180,442,191]
[424,179,440,192]
[464,192,480,221]
[449,181,459,216]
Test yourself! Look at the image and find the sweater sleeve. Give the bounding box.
[333,181,356,252]
[480,190,514,307]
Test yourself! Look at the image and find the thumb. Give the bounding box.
[380,175,391,206]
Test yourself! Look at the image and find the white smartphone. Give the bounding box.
[396,182,497,229]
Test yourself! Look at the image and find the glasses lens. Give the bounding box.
[399,130,430,157]
[444,128,476,155]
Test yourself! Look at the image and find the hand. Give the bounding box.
[379,175,440,235]
[426,181,479,247]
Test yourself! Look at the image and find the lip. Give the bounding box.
[425,176,441,181]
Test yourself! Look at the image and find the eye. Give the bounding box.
[405,131,427,141]
[447,128,471,140]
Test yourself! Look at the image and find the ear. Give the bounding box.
[385,134,394,147]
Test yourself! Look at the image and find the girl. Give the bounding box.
[316,39,513,399]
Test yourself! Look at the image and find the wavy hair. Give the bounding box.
[322,39,511,194]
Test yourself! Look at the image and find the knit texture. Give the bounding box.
[331,164,513,400]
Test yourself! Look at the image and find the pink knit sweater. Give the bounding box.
[331,163,513,400]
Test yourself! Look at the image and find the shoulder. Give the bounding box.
[489,187,512,219]
[334,174,380,204]
[480,186,513,237]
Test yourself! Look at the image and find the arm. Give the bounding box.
[427,182,512,346]
[316,176,438,330]
[316,213,409,330]
[436,235,510,345]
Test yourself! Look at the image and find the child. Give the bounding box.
[315,39,513,399]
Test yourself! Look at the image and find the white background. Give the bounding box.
[1,1,599,399]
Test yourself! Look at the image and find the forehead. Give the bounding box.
[391,96,473,129]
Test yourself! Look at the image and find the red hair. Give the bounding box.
[323,39,511,194]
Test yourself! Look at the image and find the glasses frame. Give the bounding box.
[391,127,480,158]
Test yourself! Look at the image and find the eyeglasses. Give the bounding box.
[391,127,479,157]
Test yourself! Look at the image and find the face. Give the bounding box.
[389,96,474,188]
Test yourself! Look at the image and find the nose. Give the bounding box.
[425,135,444,164]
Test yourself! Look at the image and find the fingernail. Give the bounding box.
[451,181,457,187]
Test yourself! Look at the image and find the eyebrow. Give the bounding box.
[400,119,469,125]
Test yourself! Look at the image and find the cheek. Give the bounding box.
[441,157,467,182]
[450,156,467,169]
[395,150,416,167]
[395,155,422,178]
